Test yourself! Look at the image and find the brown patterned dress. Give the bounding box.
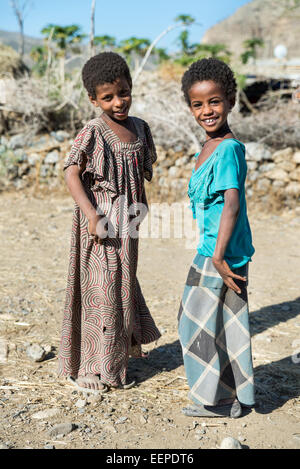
[58,115,161,387]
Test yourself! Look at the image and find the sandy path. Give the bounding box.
[0,192,299,449]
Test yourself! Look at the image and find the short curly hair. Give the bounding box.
[82,52,132,100]
[181,58,237,106]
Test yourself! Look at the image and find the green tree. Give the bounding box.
[133,14,196,82]
[240,38,264,64]
[195,43,231,62]
[118,37,151,68]
[174,14,195,26]
[173,14,199,65]
[30,45,48,76]
[41,24,86,83]
[153,47,170,63]
[94,35,116,50]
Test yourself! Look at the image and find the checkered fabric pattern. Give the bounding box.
[178,255,255,406]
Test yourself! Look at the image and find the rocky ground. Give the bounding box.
[0,191,300,450]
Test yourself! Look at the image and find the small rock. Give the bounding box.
[0,442,9,449]
[8,134,25,150]
[140,415,147,424]
[26,344,46,362]
[272,147,293,163]
[174,144,183,152]
[256,178,271,192]
[44,444,55,450]
[277,161,296,172]
[49,423,76,438]
[40,164,50,178]
[170,178,186,191]
[293,151,300,164]
[51,130,70,143]
[88,394,103,406]
[7,164,19,180]
[168,166,180,177]
[245,142,272,162]
[0,339,8,363]
[220,437,242,449]
[28,153,40,166]
[44,150,60,165]
[247,161,257,171]
[290,167,300,182]
[272,180,286,188]
[285,182,300,197]
[32,408,60,420]
[259,162,275,172]
[265,168,289,182]
[115,417,127,425]
[175,156,189,167]
[15,149,28,163]
[247,170,259,182]
[196,428,206,435]
[75,399,87,409]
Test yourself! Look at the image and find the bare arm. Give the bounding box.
[212,188,246,293]
[64,161,105,243]
[64,161,98,220]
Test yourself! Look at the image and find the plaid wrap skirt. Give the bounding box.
[178,254,255,406]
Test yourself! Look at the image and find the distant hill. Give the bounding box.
[0,30,87,70]
[201,0,300,60]
[0,30,43,64]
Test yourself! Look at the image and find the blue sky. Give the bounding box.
[1,0,251,51]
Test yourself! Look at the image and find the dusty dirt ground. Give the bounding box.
[0,190,300,450]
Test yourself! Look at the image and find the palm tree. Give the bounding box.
[133,14,197,82]
[94,35,116,50]
[195,43,232,62]
[41,24,86,84]
[118,37,151,69]
[240,38,264,65]
[30,45,48,76]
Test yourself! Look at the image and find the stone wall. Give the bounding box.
[0,133,299,211]
[154,142,300,210]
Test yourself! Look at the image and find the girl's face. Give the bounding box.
[89,77,132,121]
[188,80,235,136]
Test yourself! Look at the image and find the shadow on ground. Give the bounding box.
[128,297,300,415]
[250,296,300,337]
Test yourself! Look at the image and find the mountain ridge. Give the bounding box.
[201,0,300,60]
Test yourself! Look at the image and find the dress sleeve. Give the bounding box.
[64,122,117,197]
[213,143,241,193]
[64,124,95,171]
[143,121,157,181]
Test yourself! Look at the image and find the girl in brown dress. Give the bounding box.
[58,52,161,392]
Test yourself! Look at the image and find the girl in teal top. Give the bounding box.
[178,58,255,419]
[189,138,254,269]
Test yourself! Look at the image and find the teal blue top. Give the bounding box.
[188,138,255,269]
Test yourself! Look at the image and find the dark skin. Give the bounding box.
[65,77,136,246]
[64,78,138,390]
[188,80,246,294]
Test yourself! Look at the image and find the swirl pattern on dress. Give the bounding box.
[58,115,161,386]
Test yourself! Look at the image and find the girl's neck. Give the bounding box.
[102,112,131,129]
[205,122,233,141]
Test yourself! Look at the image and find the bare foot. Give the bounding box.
[76,374,106,391]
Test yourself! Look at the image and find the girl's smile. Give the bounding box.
[89,77,132,121]
[188,80,235,137]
